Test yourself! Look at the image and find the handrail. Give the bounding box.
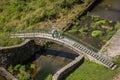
[9,30,100,52]
[10,31,117,69]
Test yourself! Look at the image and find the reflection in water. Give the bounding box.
[34,43,78,80]
[43,49,78,60]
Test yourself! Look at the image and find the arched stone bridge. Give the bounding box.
[10,32,117,70]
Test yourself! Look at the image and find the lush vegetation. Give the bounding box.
[0,0,93,46]
[45,74,52,80]
[68,13,120,48]
[8,64,35,80]
[0,0,85,30]
[1,1,120,80]
[0,32,22,46]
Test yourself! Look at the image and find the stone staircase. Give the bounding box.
[72,43,116,69]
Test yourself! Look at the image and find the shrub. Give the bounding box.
[91,23,97,29]
[91,15,100,21]
[30,64,35,70]
[115,22,120,30]
[8,65,14,74]
[45,74,52,80]
[0,32,22,46]
[68,29,78,33]
[91,30,102,37]
[96,20,106,25]
[106,30,116,40]
[8,64,35,80]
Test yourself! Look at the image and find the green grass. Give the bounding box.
[45,74,52,80]
[0,32,22,46]
[65,60,118,80]
[0,0,93,46]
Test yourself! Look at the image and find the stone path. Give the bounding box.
[113,74,120,80]
[100,29,120,80]
[113,68,120,80]
[101,30,120,57]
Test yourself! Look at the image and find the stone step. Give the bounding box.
[107,62,114,68]
[110,63,114,68]
[84,49,89,53]
[78,46,83,50]
[106,62,113,67]
[94,55,100,59]
[76,44,80,48]
[111,64,117,70]
[72,43,115,69]
[87,50,92,55]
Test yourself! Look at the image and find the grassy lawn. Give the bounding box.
[65,60,119,80]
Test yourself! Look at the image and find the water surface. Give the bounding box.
[34,43,78,80]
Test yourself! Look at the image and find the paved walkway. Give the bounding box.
[113,74,120,80]
[100,29,120,80]
[113,67,120,80]
[101,30,120,57]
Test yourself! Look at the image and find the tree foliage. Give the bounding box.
[8,64,35,80]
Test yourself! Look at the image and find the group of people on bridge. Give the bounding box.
[51,29,63,39]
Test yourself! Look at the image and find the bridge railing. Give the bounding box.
[9,29,111,59]
[63,32,98,52]
[62,32,112,60]
[9,29,102,52]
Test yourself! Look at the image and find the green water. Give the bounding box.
[34,43,78,80]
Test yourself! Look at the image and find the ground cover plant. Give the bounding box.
[68,13,120,49]
[0,0,93,46]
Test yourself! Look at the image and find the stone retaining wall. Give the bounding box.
[0,40,35,67]
[52,55,84,80]
[0,67,18,80]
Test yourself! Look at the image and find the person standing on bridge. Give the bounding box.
[51,29,58,38]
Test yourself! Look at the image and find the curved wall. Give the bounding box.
[0,40,35,67]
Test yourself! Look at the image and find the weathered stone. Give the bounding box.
[0,67,18,80]
[0,40,35,67]
[52,55,84,80]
